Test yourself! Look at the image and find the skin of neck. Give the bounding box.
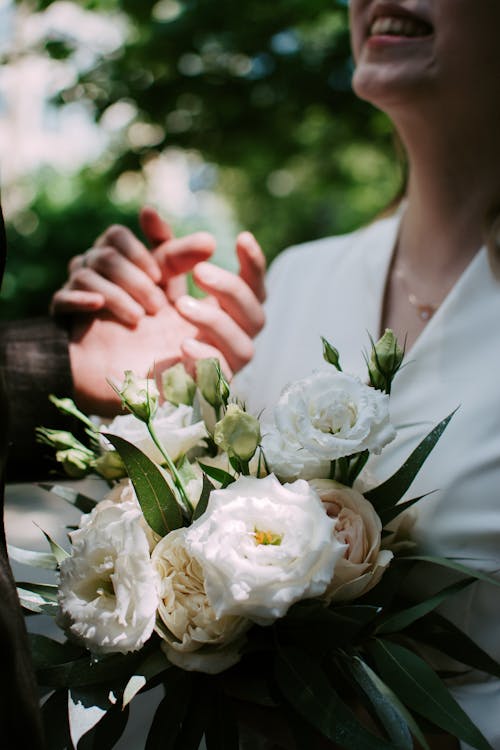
[389,95,500,280]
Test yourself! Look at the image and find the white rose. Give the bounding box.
[100,402,207,463]
[261,426,330,482]
[58,499,158,654]
[274,370,396,460]
[310,479,393,602]
[152,528,249,674]
[186,474,346,624]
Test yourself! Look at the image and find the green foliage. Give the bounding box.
[4,0,402,320]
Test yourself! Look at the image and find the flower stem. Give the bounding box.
[147,420,194,516]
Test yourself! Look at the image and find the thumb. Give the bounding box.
[139,206,174,247]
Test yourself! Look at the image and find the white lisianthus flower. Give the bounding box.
[310,479,393,602]
[186,474,346,624]
[152,528,250,674]
[58,500,158,654]
[274,370,396,460]
[261,426,330,482]
[100,403,207,464]
[106,479,159,550]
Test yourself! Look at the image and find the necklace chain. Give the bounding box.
[394,268,440,322]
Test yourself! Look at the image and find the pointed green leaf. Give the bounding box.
[376,577,475,634]
[17,581,58,613]
[410,611,500,679]
[69,686,115,748]
[369,639,492,750]
[275,646,397,749]
[35,524,70,564]
[198,461,235,487]
[343,655,415,750]
[8,543,58,570]
[205,689,239,750]
[39,483,98,514]
[105,433,183,535]
[346,656,429,750]
[122,650,170,708]
[145,670,193,749]
[402,555,500,588]
[37,650,143,688]
[29,633,84,670]
[379,493,434,527]
[193,474,215,521]
[365,410,456,510]
[41,690,71,749]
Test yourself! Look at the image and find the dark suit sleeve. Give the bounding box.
[0,316,74,482]
[0,209,45,747]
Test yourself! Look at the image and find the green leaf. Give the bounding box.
[122,649,170,708]
[8,543,58,570]
[376,577,475,634]
[369,639,493,750]
[173,677,212,750]
[41,690,71,749]
[198,461,235,487]
[365,410,456,510]
[409,611,500,680]
[79,704,130,750]
[193,473,215,521]
[145,670,193,749]
[378,493,434,527]
[29,633,84,669]
[39,483,98,514]
[204,689,239,750]
[69,685,116,748]
[105,433,183,535]
[345,655,428,750]
[17,582,58,613]
[275,646,396,749]
[35,524,70,564]
[37,650,143,688]
[402,555,500,588]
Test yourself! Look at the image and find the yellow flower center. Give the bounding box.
[254,528,283,546]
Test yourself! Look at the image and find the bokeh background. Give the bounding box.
[0,0,402,320]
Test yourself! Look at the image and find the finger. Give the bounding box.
[236,231,266,303]
[94,224,162,283]
[193,262,265,337]
[153,232,216,277]
[67,267,146,326]
[180,337,233,381]
[82,247,167,315]
[175,295,254,374]
[139,205,174,246]
[50,289,105,315]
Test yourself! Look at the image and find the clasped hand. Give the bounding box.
[55,207,266,415]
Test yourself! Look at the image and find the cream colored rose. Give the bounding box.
[310,479,393,602]
[152,528,249,674]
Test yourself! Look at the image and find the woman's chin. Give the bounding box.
[351,62,431,111]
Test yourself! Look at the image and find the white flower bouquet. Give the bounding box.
[13,332,500,749]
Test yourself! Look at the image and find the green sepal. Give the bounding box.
[365,410,456,511]
[368,639,493,750]
[104,433,184,535]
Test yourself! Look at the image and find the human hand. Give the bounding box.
[53,207,266,378]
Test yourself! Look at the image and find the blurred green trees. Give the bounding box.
[2,0,402,319]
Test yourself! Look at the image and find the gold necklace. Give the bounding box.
[394,268,440,321]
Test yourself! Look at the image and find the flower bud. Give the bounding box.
[36,427,87,452]
[368,329,404,394]
[56,448,92,478]
[93,450,126,480]
[196,359,230,411]
[161,363,196,406]
[214,404,261,462]
[115,370,159,422]
[321,336,342,371]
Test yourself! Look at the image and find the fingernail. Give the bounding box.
[176,296,202,317]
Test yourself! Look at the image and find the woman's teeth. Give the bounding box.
[370,16,432,38]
